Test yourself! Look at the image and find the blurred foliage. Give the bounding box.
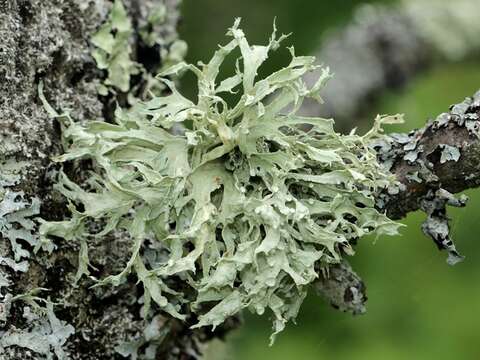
[179,1,480,359]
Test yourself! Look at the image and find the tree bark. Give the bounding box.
[377,90,480,265]
[1,1,224,359]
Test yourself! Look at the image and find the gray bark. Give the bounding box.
[377,90,480,265]
[1,1,228,359]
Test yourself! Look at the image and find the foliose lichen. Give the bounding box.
[91,0,140,94]
[0,298,75,360]
[40,19,401,343]
[91,0,187,98]
[0,161,41,289]
[0,164,75,359]
[421,189,467,266]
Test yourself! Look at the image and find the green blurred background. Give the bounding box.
[179,1,480,359]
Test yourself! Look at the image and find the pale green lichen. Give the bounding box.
[91,0,140,94]
[41,19,401,342]
[0,191,41,263]
[139,4,168,47]
[440,144,461,163]
[114,315,170,360]
[0,164,60,358]
[0,299,75,360]
[91,0,187,99]
[0,162,42,277]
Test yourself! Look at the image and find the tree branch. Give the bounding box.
[374,89,480,266]
[318,89,480,312]
[378,90,480,220]
[315,261,367,315]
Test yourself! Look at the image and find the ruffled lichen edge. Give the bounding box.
[39,19,402,344]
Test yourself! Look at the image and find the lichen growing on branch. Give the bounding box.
[40,19,401,342]
[91,0,140,94]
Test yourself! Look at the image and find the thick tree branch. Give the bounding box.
[375,89,480,265]
[319,89,480,312]
[378,90,480,220]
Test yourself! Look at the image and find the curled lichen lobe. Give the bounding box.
[40,19,401,341]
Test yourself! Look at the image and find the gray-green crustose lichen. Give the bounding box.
[40,19,401,342]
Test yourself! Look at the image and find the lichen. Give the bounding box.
[0,162,41,290]
[1,1,199,358]
[0,0,107,197]
[0,299,75,360]
[91,0,187,100]
[0,190,42,264]
[0,164,60,359]
[374,90,480,264]
[41,19,401,343]
[314,260,366,315]
[421,189,467,265]
[439,144,461,163]
[91,0,140,94]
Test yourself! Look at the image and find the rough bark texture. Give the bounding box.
[379,92,480,219]
[376,90,480,265]
[1,1,237,359]
[0,0,106,194]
